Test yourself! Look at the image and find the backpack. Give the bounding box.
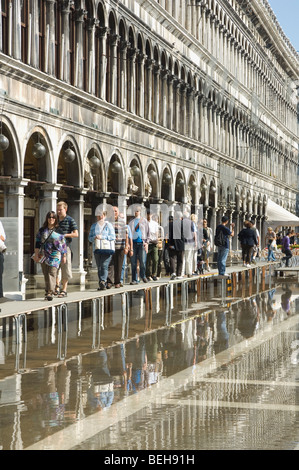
[214,227,226,247]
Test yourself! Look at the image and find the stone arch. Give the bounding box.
[0,117,21,178]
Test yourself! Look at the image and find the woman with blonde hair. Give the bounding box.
[265,226,276,262]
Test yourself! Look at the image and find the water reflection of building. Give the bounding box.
[0,281,298,449]
[0,1,298,298]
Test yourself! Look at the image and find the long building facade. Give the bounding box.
[0,0,298,297]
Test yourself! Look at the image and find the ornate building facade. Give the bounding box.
[0,0,298,296]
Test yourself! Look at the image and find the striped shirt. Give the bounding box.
[58,215,78,246]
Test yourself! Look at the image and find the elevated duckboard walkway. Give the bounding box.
[0,261,278,319]
[274,266,299,281]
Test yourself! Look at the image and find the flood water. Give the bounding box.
[0,273,298,450]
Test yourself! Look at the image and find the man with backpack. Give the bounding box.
[214,216,234,277]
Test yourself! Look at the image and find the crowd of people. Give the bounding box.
[31,201,298,300]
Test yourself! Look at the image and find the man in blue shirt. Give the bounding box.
[215,216,234,277]
[128,207,150,284]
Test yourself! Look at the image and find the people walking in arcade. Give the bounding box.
[33,211,67,301]
[88,207,116,290]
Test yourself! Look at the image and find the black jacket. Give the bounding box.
[238,227,258,246]
[168,220,185,251]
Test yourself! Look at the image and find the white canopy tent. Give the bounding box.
[266,199,299,228]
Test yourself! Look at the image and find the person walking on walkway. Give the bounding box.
[238,220,258,267]
[146,211,159,281]
[168,212,185,280]
[33,211,67,301]
[55,201,78,298]
[89,208,116,290]
[281,231,293,267]
[265,227,276,262]
[215,216,234,277]
[182,211,196,277]
[129,207,150,285]
[202,219,212,272]
[107,207,129,288]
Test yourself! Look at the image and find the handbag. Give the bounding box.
[270,240,277,250]
[94,238,115,252]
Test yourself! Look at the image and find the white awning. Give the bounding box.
[266,199,299,227]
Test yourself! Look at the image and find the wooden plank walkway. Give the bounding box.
[0,261,279,319]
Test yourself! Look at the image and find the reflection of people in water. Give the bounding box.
[265,289,276,322]
[213,311,229,353]
[237,298,259,339]
[87,350,114,409]
[281,287,292,316]
[126,337,147,392]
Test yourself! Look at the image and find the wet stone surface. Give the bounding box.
[0,274,298,450]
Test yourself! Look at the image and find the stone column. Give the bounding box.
[98,27,108,100]
[193,91,199,141]
[174,79,181,133]
[138,53,146,118]
[129,48,138,114]
[74,7,85,89]
[66,190,87,285]
[167,74,175,131]
[187,86,195,138]
[120,40,129,109]
[154,64,161,124]
[61,0,71,82]
[110,34,119,105]
[46,0,56,75]
[161,70,169,127]
[146,59,154,121]
[87,17,98,95]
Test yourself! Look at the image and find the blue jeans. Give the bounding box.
[131,242,146,281]
[267,243,276,261]
[217,246,229,275]
[94,251,113,283]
